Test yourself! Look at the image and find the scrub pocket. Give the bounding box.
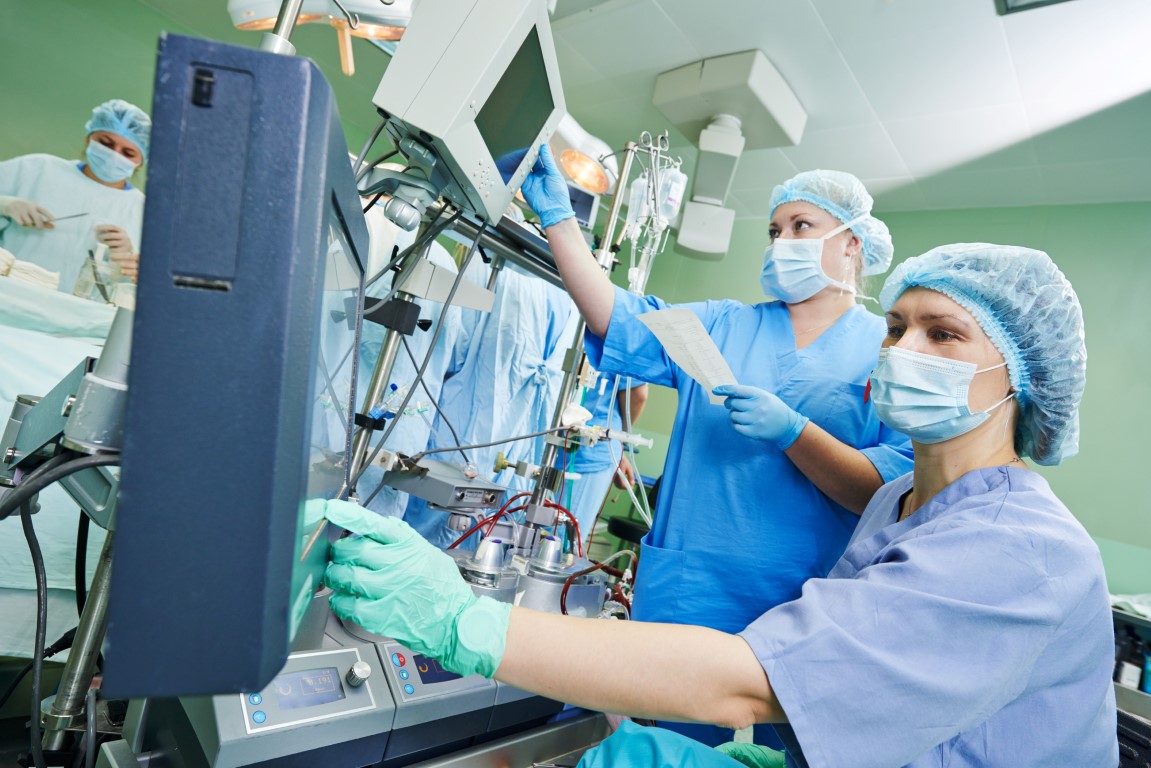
[630,538,686,624]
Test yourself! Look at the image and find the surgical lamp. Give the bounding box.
[227,0,417,74]
[550,113,618,196]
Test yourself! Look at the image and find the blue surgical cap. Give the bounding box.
[768,169,894,276]
[84,99,152,162]
[881,243,1086,466]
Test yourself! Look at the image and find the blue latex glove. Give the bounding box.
[715,742,788,768]
[519,143,575,229]
[323,500,511,678]
[712,385,809,450]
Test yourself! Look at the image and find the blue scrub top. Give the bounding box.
[586,287,912,634]
[740,467,1117,768]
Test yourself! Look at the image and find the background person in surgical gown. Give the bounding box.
[563,375,648,550]
[322,242,1117,768]
[401,261,580,549]
[0,99,150,292]
[523,149,914,746]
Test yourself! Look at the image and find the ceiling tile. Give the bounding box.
[553,0,700,78]
[815,0,1019,120]
[868,177,928,213]
[652,0,879,131]
[555,35,605,89]
[1027,91,1151,165]
[731,148,800,193]
[779,121,910,180]
[883,104,1037,176]
[1005,0,1151,109]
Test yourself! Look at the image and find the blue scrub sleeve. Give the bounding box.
[859,421,914,483]
[584,286,744,389]
[577,721,745,768]
[738,520,1063,768]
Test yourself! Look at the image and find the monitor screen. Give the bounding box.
[475,26,555,185]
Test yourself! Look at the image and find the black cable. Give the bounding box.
[22,502,48,768]
[75,512,89,618]
[355,148,401,185]
[363,207,457,293]
[351,220,488,491]
[362,191,385,214]
[0,454,120,522]
[84,686,97,768]
[399,336,469,462]
[351,118,388,181]
[0,662,32,711]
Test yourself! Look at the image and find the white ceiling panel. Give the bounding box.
[551,0,1151,214]
[816,0,1019,120]
[884,104,1036,176]
[730,149,800,194]
[780,121,910,182]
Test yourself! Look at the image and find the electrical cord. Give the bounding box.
[355,148,400,185]
[351,118,388,181]
[75,512,89,617]
[399,336,469,463]
[351,220,488,491]
[407,425,569,464]
[0,628,78,712]
[21,502,48,768]
[363,206,456,293]
[0,454,120,522]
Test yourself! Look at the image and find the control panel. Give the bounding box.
[239,647,377,734]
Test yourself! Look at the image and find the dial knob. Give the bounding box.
[345,661,372,688]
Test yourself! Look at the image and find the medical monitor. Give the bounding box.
[372,0,566,224]
[104,33,369,699]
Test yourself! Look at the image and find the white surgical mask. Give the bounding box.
[869,346,1014,444]
[760,215,865,303]
[85,140,138,184]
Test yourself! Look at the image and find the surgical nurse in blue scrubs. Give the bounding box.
[520,149,914,745]
[321,243,1116,767]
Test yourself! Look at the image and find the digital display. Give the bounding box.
[475,27,554,185]
[413,654,463,685]
[272,666,346,710]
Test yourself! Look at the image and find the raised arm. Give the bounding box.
[521,144,615,337]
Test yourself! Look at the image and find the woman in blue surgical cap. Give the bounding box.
[0,98,151,291]
[321,243,1115,768]
[516,151,914,747]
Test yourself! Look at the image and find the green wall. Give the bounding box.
[615,203,1151,592]
[0,0,391,173]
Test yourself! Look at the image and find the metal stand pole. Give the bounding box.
[41,531,114,751]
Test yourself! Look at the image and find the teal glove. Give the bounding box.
[519,143,575,229]
[713,385,809,450]
[715,742,788,768]
[323,500,511,678]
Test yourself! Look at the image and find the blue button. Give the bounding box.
[398,669,409,680]
[391,652,406,667]
[403,684,414,695]
[248,693,262,706]
[252,710,267,724]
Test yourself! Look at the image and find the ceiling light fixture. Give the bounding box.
[227,0,416,74]
[550,114,618,195]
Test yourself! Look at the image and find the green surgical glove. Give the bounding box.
[323,500,511,678]
[715,742,788,768]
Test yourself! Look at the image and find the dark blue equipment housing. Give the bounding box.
[104,33,369,698]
